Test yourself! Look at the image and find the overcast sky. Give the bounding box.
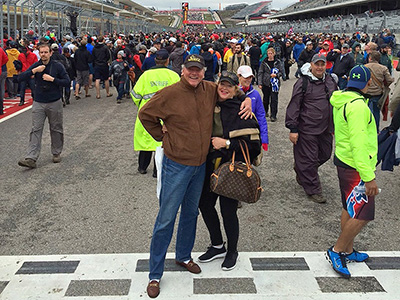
[140,0,298,11]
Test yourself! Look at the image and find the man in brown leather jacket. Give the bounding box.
[139,54,251,298]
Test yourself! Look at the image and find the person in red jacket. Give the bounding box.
[319,41,333,72]
[18,43,38,106]
[0,47,9,114]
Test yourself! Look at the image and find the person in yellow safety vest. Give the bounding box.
[130,49,180,177]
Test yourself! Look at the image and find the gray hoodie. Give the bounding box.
[169,48,186,74]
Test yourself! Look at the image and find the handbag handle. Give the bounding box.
[239,140,253,177]
[229,148,236,172]
[239,141,251,167]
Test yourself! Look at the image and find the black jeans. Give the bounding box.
[199,159,239,253]
[138,151,156,172]
[261,85,279,118]
[19,78,35,103]
[251,64,259,85]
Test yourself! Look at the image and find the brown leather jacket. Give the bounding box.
[365,62,394,96]
[139,76,218,166]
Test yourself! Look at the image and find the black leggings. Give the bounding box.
[199,159,239,253]
[138,151,156,171]
[261,85,279,118]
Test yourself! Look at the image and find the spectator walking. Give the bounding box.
[109,51,129,104]
[285,54,337,203]
[61,47,75,106]
[92,36,112,99]
[247,39,261,83]
[17,43,70,168]
[74,39,93,99]
[364,50,394,131]
[258,48,283,122]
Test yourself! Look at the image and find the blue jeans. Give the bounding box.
[116,81,125,100]
[149,155,206,280]
[368,95,381,131]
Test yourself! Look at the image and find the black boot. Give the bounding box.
[18,101,24,106]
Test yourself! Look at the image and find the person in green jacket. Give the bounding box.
[131,49,180,177]
[351,42,364,65]
[326,65,380,279]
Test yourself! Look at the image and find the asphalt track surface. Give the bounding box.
[0,73,399,257]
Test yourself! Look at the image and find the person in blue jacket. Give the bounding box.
[292,37,305,78]
[237,65,269,151]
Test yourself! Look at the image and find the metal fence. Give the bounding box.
[1,0,175,44]
[216,9,400,36]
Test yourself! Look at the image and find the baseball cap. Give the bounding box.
[169,37,177,43]
[219,71,239,86]
[237,65,254,78]
[139,45,147,51]
[311,53,326,63]
[323,41,330,45]
[156,49,169,60]
[229,38,238,44]
[51,43,59,50]
[342,43,349,49]
[117,50,126,57]
[149,47,157,53]
[184,54,205,69]
[306,41,313,46]
[347,65,371,90]
[65,35,71,41]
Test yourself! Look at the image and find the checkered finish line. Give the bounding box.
[1,252,399,299]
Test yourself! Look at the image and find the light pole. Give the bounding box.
[101,0,104,35]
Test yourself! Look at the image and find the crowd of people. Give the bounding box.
[1,26,399,299]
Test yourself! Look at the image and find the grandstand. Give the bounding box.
[225,4,248,11]
[272,0,400,20]
[231,1,272,20]
[1,0,165,39]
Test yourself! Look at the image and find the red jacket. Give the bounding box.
[319,49,333,69]
[18,49,38,72]
[0,48,8,75]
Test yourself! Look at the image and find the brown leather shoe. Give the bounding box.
[175,259,201,274]
[147,280,160,298]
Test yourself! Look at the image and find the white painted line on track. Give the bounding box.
[0,105,32,123]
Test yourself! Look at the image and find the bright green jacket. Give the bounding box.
[330,90,378,182]
[131,66,180,151]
